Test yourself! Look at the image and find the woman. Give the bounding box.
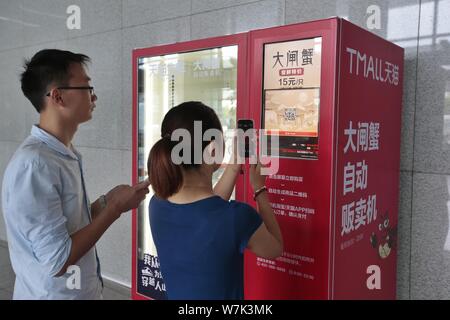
[147,101,283,300]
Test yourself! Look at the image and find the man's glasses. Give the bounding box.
[46,86,95,97]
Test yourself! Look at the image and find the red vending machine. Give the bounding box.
[132,18,404,300]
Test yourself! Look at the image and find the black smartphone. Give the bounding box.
[237,119,254,158]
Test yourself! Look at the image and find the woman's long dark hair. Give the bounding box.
[147,101,222,199]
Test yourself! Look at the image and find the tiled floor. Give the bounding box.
[0,240,130,300]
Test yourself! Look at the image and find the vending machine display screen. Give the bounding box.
[262,37,322,159]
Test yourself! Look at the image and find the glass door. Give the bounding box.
[132,34,247,299]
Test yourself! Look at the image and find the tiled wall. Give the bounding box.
[0,0,448,299]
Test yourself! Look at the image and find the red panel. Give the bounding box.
[245,18,339,299]
[131,48,140,300]
[332,19,404,299]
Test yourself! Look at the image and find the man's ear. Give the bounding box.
[49,89,64,106]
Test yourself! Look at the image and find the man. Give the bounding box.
[1,49,150,299]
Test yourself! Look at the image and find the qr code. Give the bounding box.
[284,108,296,121]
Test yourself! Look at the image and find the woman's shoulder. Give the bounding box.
[150,194,257,215]
[150,194,226,208]
[228,200,258,213]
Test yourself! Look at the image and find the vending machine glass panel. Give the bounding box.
[136,45,239,299]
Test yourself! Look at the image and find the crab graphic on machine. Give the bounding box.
[370,212,398,259]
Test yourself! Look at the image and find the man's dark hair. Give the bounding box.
[20,49,90,113]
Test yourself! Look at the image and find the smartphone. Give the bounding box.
[237,119,254,158]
